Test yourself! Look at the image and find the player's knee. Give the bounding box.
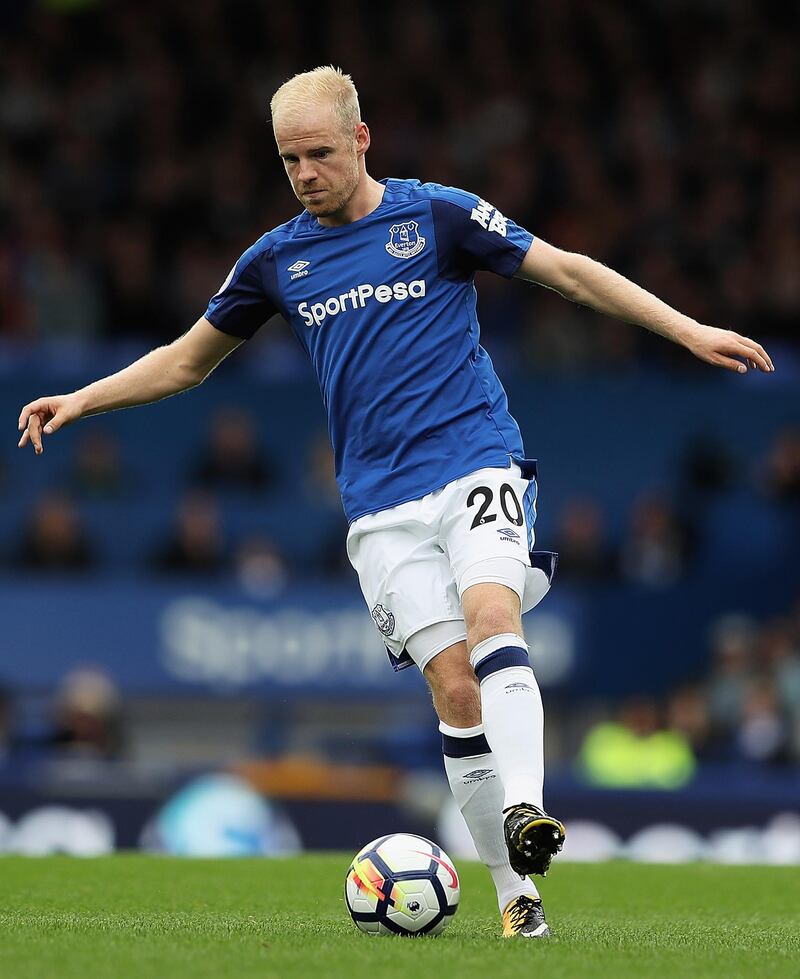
[466,602,520,650]
[428,670,481,726]
[444,674,481,721]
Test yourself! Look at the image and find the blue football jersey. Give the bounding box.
[205,178,534,522]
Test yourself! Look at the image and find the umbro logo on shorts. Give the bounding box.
[505,682,534,694]
[497,526,521,544]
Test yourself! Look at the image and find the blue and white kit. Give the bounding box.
[206,178,557,668]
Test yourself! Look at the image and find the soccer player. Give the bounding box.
[18,66,774,939]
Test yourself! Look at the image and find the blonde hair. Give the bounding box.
[270,66,361,134]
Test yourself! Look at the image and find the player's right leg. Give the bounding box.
[345,495,551,935]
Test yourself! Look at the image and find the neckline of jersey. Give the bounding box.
[305,178,394,234]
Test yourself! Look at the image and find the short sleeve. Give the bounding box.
[428,185,534,280]
[205,245,279,340]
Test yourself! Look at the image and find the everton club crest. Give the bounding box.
[385,221,426,259]
[371,604,396,636]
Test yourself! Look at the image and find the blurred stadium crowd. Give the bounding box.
[1,0,798,838]
[578,605,800,783]
[2,405,799,584]
[1,0,798,367]
[3,598,800,772]
[1,399,798,774]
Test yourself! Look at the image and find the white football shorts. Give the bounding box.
[346,459,557,674]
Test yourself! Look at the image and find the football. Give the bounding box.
[345,833,460,936]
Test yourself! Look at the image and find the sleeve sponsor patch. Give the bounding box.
[470,199,508,237]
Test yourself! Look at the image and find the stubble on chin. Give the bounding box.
[303,187,353,218]
[293,158,360,217]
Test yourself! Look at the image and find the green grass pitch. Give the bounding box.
[1,855,798,979]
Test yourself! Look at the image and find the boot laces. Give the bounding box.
[508,895,540,928]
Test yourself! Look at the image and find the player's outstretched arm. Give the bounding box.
[18,317,242,455]
[516,238,774,374]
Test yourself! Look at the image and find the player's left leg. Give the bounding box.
[461,581,565,878]
[417,634,547,933]
[438,463,565,880]
[345,503,542,918]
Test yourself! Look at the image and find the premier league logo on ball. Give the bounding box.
[386,221,426,259]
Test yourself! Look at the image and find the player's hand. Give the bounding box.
[684,324,774,374]
[17,393,83,455]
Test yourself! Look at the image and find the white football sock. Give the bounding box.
[470,633,544,811]
[440,721,539,912]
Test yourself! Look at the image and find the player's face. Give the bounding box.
[275,103,362,219]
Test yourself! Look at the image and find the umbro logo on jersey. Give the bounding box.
[470,199,508,237]
[298,279,426,328]
[385,221,426,259]
[288,260,310,280]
